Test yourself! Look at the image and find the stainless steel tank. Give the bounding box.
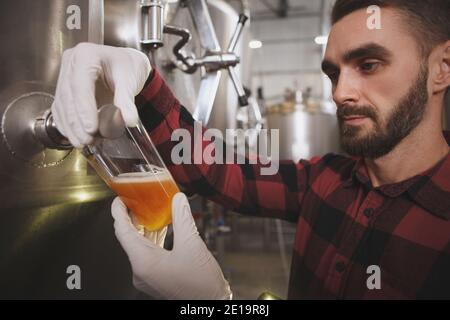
[0,0,145,299]
[0,0,246,298]
[265,100,340,161]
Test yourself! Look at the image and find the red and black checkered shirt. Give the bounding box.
[136,70,450,299]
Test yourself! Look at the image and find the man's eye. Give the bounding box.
[359,61,380,73]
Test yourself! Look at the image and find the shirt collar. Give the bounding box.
[345,131,450,220]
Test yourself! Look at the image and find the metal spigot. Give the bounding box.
[34,109,72,150]
[34,105,126,151]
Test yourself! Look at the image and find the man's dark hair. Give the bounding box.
[331,0,450,57]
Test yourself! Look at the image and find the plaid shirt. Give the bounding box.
[136,70,450,300]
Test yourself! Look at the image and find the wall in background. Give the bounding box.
[238,0,336,104]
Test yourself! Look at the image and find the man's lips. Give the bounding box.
[344,116,367,120]
[342,116,369,124]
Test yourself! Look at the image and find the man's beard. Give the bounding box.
[337,65,429,159]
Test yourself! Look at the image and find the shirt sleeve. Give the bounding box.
[135,70,323,223]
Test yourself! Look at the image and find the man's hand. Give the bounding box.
[111,193,233,300]
[51,43,151,148]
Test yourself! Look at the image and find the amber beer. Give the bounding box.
[109,171,179,231]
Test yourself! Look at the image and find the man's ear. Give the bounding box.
[432,40,450,95]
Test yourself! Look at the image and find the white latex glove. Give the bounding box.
[51,42,151,148]
[111,193,233,300]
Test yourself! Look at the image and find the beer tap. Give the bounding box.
[34,109,73,150]
[1,90,74,167]
[34,104,126,151]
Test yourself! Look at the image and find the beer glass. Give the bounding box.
[82,105,179,232]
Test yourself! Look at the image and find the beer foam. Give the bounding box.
[111,171,172,184]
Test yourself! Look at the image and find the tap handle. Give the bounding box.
[228,66,248,107]
[227,14,249,53]
[226,14,249,107]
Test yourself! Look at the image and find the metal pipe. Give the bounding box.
[140,0,165,49]
[163,24,197,73]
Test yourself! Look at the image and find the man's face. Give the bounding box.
[323,8,429,159]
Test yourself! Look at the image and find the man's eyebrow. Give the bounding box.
[321,43,392,75]
[321,59,339,74]
[343,43,392,62]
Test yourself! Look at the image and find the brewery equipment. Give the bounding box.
[265,95,340,161]
[105,0,249,128]
[0,0,248,298]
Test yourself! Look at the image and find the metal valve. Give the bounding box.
[161,0,250,124]
[34,109,72,150]
[34,104,127,151]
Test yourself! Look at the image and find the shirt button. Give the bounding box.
[364,208,375,218]
[335,261,346,273]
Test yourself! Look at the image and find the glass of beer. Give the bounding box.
[82,105,179,232]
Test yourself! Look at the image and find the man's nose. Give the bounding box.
[332,70,360,106]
